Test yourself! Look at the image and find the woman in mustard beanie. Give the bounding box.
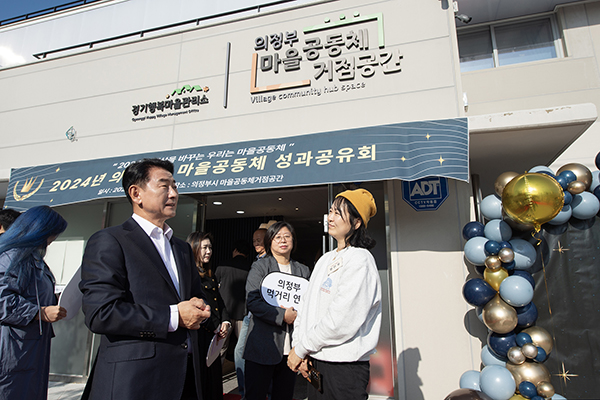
[288,188,382,400]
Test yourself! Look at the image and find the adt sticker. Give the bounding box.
[402,177,449,211]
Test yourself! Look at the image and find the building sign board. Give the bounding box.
[5,118,467,211]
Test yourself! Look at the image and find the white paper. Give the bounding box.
[57,266,82,321]
[260,271,309,312]
[206,333,224,367]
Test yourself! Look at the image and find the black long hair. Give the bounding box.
[186,231,213,277]
[331,196,376,250]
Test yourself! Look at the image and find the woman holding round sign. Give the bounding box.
[288,189,382,400]
[244,221,311,400]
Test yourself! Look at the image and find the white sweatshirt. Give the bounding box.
[292,246,382,362]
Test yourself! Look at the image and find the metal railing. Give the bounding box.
[0,0,103,27]
[30,0,296,60]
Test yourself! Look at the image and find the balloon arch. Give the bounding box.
[445,156,600,400]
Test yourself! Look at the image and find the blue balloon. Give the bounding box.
[516,332,533,347]
[515,302,538,328]
[548,204,572,225]
[488,331,516,359]
[485,219,513,242]
[499,241,513,249]
[480,365,516,400]
[502,261,516,271]
[552,394,567,400]
[475,265,486,276]
[476,306,484,323]
[558,170,577,184]
[556,175,568,190]
[529,166,554,175]
[499,276,534,307]
[531,397,544,400]
[485,240,501,256]
[481,345,506,367]
[464,236,489,266]
[571,191,600,220]
[463,221,485,240]
[463,278,497,307]
[537,170,557,180]
[535,346,547,362]
[596,152,600,170]
[509,239,536,270]
[563,191,573,205]
[481,194,503,220]
[459,370,481,390]
[511,270,535,289]
[591,170,600,192]
[519,381,537,399]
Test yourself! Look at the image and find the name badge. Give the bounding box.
[328,258,343,275]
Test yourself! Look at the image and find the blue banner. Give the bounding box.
[5,118,468,211]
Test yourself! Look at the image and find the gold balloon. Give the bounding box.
[537,381,555,398]
[483,294,518,334]
[506,361,551,387]
[507,346,526,365]
[567,180,586,195]
[485,255,502,271]
[558,163,592,189]
[503,211,535,232]
[484,267,509,291]
[502,173,564,232]
[522,326,554,354]
[498,248,514,263]
[521,343,538,359]
[495,171,520,197]
[509,396,528,400]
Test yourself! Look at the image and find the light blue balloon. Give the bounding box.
[476,306,484,323]
[548,205,572,225]
[499,275,534,307]
[509,239,536,270]
[484,219,513,242]
[591,171,600,192]
[464,236,489,266]
[481,345,506,367]
[529,165,554,175]
[481,195,503,220]
[480,365,516,400]
[459,370,481,390]
[571,191,600,220]
[552,394,567,400]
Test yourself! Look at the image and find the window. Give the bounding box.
[458,17,559,72]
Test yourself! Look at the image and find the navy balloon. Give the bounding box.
[463,221,485,240]
[484,240,501,256]
[516,332,533,347]
[499,241,513,249]
[563,191,573,205]
[535,346,547,362]
[519,381,537,399]
[558,170,577,184]
[462,278,497,307]
[596,151,600,170]
[511,270,535,289]
[502,261,516,271]
[487,331,516,359]
[515,302,538,328]
[594,186,600,202]
[556,175,568,190]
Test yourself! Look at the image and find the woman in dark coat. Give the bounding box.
[244,221,311,400]
[0,205,68,400]
[187,231,231,400]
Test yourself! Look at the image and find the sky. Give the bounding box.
[0,0,73,23]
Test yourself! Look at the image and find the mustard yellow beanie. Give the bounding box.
[336,189,377,227]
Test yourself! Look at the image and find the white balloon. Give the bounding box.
[548,205,572,225]
[481,194,503,220]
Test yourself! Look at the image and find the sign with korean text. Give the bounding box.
[260,272,309,311]
[4,118,468,211]
[402,177,449,211]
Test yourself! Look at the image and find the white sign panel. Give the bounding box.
[260,271,309,311]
